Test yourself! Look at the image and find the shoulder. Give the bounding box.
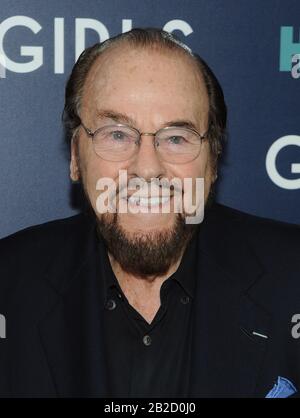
[211,201,299,234]
[206,202,300,272]
[0,213,94,306]
[209,202,299,244]
[0,213,92,259]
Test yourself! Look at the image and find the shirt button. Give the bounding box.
[143,335,152,346]
[117,292,123,300]
[180,295,190,305]
[105,299,117,310]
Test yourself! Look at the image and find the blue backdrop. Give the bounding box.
[0,0,299,238]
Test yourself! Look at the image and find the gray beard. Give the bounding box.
[78,177,215,280]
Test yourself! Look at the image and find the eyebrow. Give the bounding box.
[96,110,135,126]
[95,109,200,132]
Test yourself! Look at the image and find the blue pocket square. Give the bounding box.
[266,376,297,398]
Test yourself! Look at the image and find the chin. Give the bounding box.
[117,212,177,233]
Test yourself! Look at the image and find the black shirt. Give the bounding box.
[97,230,199,398]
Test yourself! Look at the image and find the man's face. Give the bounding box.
[70,44,214,277]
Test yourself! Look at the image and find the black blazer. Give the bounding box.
[0,202,300,398]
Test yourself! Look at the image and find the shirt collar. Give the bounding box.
[168,227,199,299]
[96,232,121,308]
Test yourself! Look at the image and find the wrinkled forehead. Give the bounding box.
[81,43,209,124]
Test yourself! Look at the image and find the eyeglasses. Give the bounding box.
[79,121,208,164]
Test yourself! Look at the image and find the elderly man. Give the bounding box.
[0,28,299,398]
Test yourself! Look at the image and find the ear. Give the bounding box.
[70,136,80,182]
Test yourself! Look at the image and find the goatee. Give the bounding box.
[96,212,198,280]
[76,178,215,280]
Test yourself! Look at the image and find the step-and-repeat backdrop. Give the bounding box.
[0,0,299,238]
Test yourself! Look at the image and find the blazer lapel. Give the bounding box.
[189,206,271,397]
[38,215,109,397]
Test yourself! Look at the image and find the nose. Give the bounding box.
[128,133,166,181]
